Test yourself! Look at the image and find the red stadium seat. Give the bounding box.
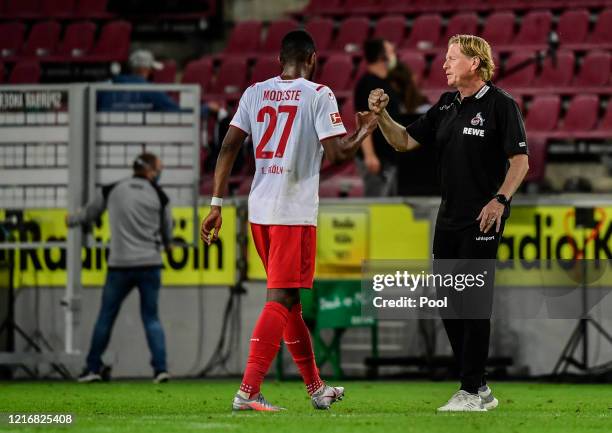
[442,12,479,45]
[402,14,441,49]
[340,99,356,133]
[41,0,76,17]
[398,50,426,83]
[0,22,25,58]
[5,0,40,18]
[331,17,370,53]
[9,61,41,83]
[251,56,280,84]
[57,21,96,58]
[319,177,364,198]
[22,21,61,57]
[481,12,515,46]
[224,20,262,55]
[152,60,177,83]
[423,52,447,89]
[588,8,612,44]
[557,9,589,46]
[75,0,110,18]
[351,0,383,14]
[524,137,547,183]
[318,54,353,90]
[560,95,599,133]
[513,11,552,46]
[305,17,335,52]
[573,51,611,88]
[182,57,213,95]
[498,52,536,88]
[302,0,343,14]
[211,57,248,96]
[597,102,612,132]
[89,20,132,61]
[532,50,575,88]
[261,19,299,53]
[525,95,560,132]
[373,15,406,47]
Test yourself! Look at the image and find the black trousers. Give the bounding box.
[432,221,505,394]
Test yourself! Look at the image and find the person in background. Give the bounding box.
[97,50,181,112]
[354,39,401,197]
[66,153,172,384]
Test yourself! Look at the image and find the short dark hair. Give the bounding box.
[363,38,386,64]
[133,152,158,173]
[280,30,316,65]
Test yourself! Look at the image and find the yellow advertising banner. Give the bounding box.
[1,207,237,288]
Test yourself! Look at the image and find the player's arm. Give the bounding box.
[200,126,247,245]
[320,111,378,164]
[369,89,420,152]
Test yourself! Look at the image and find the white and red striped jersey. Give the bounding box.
[230,76,346,226]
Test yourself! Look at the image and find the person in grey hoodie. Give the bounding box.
[66,152,172,383]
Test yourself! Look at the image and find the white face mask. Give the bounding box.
[387,55,397,70]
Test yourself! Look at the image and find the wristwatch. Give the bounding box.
[494,194,509,206]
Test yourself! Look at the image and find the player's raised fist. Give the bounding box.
[368,89,389,114]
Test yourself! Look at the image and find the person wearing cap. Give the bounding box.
[97,50,180,112]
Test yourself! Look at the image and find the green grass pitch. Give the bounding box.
[1,380,610,433]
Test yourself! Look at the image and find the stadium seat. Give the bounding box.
[373,15,406,47]
[210,57,248,96]
[89,20,132,61]
[481,11,515,46]
[41,0,76,18]
[532,50,575,88]
[75,0,110,18]
[587,8,612,44]
[318,54,353,91]
[224,20,262,55]
[0,22,26,58]
[302,0,343,15]
[22,21,62,58]
[331,17,370,53]
[251,56,280,84]
[182,57,213,95]
[513,10,552,46]
[573,51,611,88]
[351,0,383,14]
[261,19,299,53]
[305,17,335,52]
[441,12,479,45]
[402,14,441,49]
[57,21,96,58]
[498,52,536,88]
[597,101,612,132]
[523,136,547,183]
[5,0,40,18]
[525,95,560,132]
[9,61,41,83]
[152,60,177,83]
[557,9,589,46]
[560,95,600,133]
[340,99,356,133]
[397,50,426,83]
[319,176,364,198]
[423,52,447,89]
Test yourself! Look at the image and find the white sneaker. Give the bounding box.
[153,371,171,384]
[232,393,284,412]
[311,385,344,410]
[437,390,487,412]
[478,385,499,410]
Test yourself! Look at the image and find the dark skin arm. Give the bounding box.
[200,126,246,245]
[320,111,379,164]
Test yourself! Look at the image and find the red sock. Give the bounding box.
[240,301,289,398]
[283,304,324,395]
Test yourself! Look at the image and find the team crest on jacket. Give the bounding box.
[471,112,485,126]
